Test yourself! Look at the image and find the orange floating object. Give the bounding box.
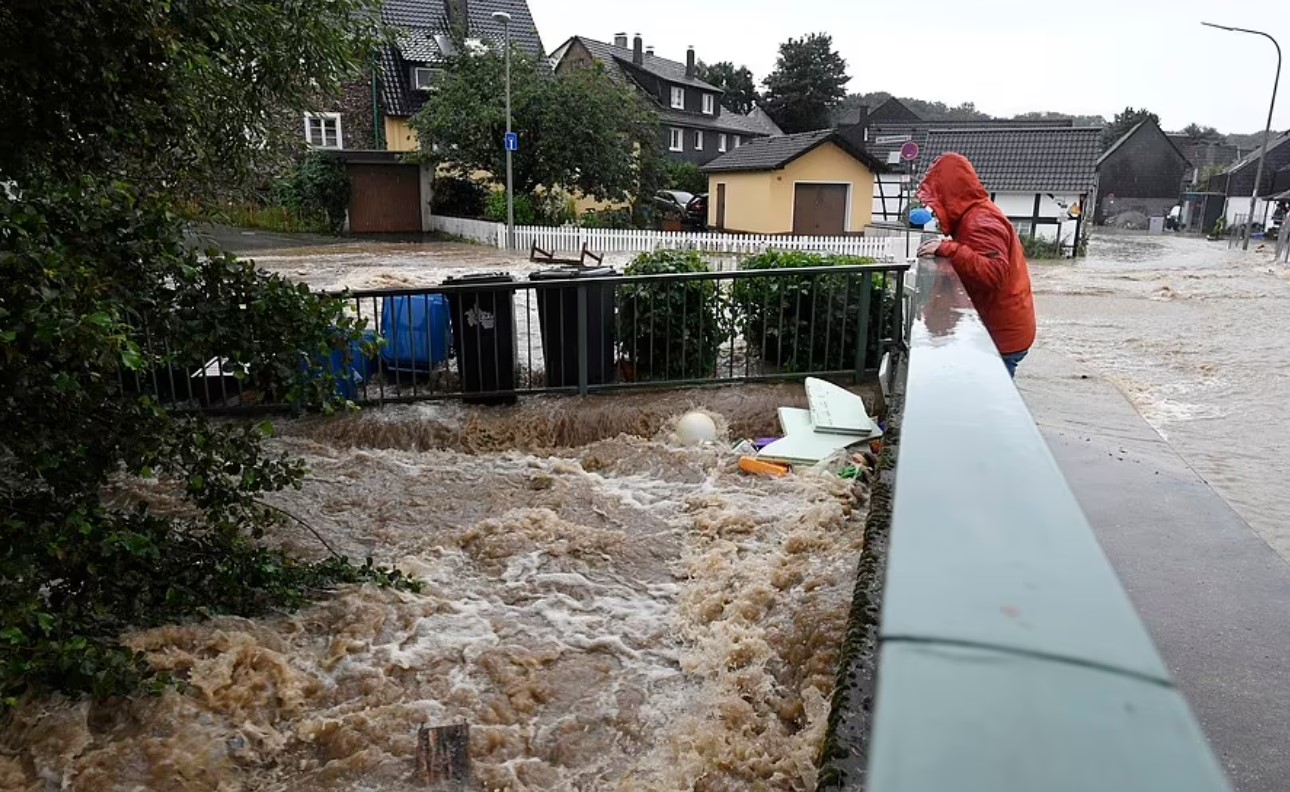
[739,456,790,477]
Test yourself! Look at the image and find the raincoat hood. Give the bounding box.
[916,153,991,234]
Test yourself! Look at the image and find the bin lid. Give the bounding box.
[443,273,515,285]
[529,267,618,281]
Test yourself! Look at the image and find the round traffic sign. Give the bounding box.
[900,141,920,161]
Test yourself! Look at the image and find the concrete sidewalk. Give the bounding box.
[1021,348,1290,792]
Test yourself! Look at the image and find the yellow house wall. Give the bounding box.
[384,117,418,152]
[708,142,875,234]
[707,171,775,232]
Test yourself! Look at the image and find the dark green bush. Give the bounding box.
[1020,234,1066,260]
[731,250,895,372]
[581,208,634,229]
[662,160,708,196]
[617,251,729,381]
[275,152,351,234]
[430,176,489,218]
[484,190,537,225]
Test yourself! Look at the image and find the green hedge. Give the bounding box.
[731,250,895,372]
[617,251,729,380]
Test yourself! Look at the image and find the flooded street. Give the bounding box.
[3,381,870,790]
[1026,233,1290,560]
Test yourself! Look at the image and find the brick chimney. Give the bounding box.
[633,34,643,65]
[646,45,655,56]
[686,46,695,79]
[614,32,628,48]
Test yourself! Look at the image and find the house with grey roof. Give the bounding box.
[1094,119,1190,225]
[303,0,544,153]
[1204,130,1290,229]
[917,127,1101,249]
[698,130,883,234]
[859,125,1100,252]
[550,34,782,166]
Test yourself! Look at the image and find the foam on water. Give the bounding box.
[3,399,869,790]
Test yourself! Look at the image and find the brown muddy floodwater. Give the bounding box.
[1028,233,1290,560]
[2,386,871,791]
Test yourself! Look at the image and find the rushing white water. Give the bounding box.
[3,390,871,790]
[1028,232,1290,559]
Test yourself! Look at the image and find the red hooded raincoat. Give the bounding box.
[916,154,1036,355]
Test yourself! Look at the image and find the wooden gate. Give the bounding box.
[793,183,848,236]
[347,163,422,234]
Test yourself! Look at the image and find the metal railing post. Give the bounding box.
[854,272,873,383]
[576,283,589,395]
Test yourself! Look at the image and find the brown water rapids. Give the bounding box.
[2,389,872,791]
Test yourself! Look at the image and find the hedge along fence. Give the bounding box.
[732,251,898,373]
[616,250,730,381]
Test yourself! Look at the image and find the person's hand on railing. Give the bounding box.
[917,239,945,258]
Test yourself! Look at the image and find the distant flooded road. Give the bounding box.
[1027,233,1290,560]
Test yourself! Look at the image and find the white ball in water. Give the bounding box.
[676,412,718,445]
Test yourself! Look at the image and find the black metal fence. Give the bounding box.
[146,263,911,410]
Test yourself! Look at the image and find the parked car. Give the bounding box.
[653,190,694,217]
[684,194,708,231]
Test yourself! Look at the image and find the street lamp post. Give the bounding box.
[492,11,514,249]
[1203,22,1281,251]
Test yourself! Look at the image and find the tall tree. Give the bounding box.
[1181,122,1224,144]
[414,52,659,203]
[762,33,849,133]
[1014,110,1108,127]
[1101,107,1160,149]
[1,0,414,702]
[697,61,759,115]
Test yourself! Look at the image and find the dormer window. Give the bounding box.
[670,86,685,110]
[702,94,714,115]
[413,67,443,91]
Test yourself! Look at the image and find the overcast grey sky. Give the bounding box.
[528,0,1287,134]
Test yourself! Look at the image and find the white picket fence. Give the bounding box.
[430,215,902,261]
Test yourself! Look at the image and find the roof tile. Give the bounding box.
[702,129,881,173]
[918,127,1102,193]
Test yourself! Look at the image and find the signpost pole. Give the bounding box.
[493,11,515,249]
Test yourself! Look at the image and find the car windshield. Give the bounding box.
[668,191,694,205]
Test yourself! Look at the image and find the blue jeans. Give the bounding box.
[1001,350,1028,379]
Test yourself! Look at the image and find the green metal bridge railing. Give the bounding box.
[865,258,1231,791]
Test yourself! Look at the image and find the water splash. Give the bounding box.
[3,397,870,791]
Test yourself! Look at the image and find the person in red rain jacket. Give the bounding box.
[915,153,1036,377]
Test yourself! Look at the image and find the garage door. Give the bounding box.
[347,164,422,234]
[793,184,849,236]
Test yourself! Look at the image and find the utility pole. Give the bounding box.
[1203,22,1281,251]
[492,11,515,249]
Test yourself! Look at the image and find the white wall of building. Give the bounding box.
[1224,196,1273,227]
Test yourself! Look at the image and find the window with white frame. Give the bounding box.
[702,93,714,115]
[719,133,727,152]
[695,130,704,151]
[304,113,342,149]
[734,135,742,148]
[669,127,683,152]
[670,86,685,109]
[413,67,444,91]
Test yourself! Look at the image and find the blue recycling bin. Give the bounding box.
[380,294,451,372]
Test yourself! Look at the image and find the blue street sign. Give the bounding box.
[504,132,518,152]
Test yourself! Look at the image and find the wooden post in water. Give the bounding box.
[415,723,471,789]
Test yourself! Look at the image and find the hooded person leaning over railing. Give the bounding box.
[915,153,1036,378]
